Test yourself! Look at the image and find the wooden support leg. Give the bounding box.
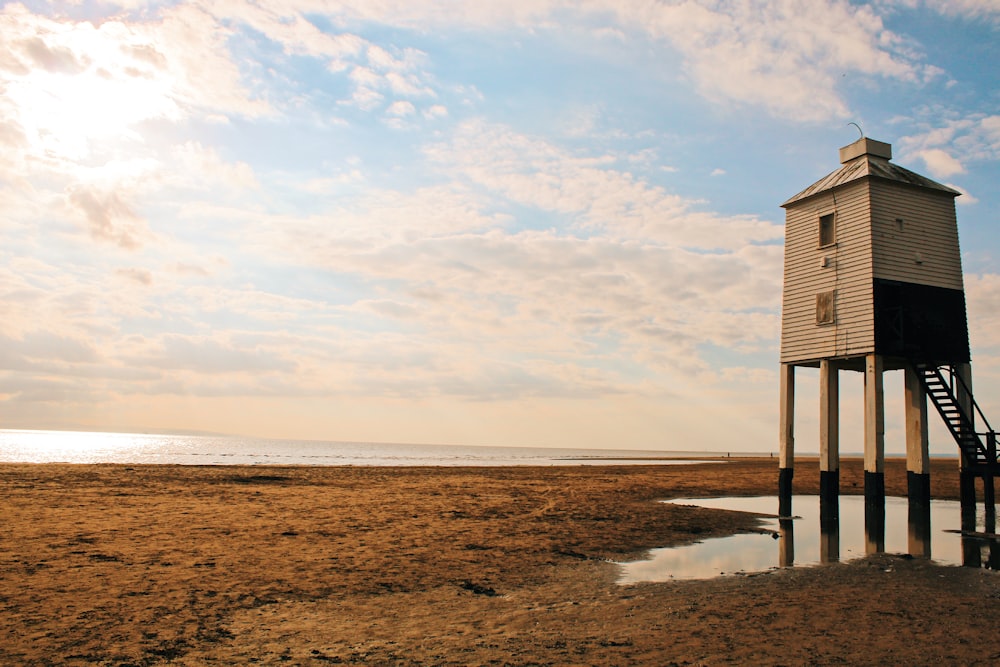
[904,366,931,508]
[778,363,794,517]
[864,354,885,507]
[819,360,839,515]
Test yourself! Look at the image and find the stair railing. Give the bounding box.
[919,363,999,468]
[936,364,995,440]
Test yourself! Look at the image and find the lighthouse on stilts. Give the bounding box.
[777,135,998,563]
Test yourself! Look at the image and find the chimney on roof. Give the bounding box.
[839,137,892,164]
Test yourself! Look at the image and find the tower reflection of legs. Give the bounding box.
[961,477,981,568]
[779,518,794,567]
[907,498,932,559]
[865,495,885,555]
[986,480,998,570]
[819,494,839,563]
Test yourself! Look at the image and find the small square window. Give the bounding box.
[816,291,835,325]
[819,213,836,247]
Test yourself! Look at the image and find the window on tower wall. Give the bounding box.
[819,213,836,247]
[816,290,835,325]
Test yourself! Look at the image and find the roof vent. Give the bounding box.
[839,137,892,164]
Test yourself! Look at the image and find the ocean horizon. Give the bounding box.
[0,429,750,467]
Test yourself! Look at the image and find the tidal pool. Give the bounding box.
[618,495,999,583]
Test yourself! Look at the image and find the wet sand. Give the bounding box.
[1,458,998,665]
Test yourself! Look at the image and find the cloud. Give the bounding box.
[0,5,269,150]
[0,331,100,369]
[142,334,298,375]
[947,183,979,206]
[280,0,931,123]
[116,268,154,285]
[58,0,930,127]
[633,0,929,122]
[207,1,365,62]
[898,113,1000,177]
[67,185,147,249]
[243,121,784,396]
[965,273,1000,350]
[386,100,416,117]
[20,36,88,74]
[171,141,258,191]
[915,148,966,178]
[920,0,1000,24]
[425,120,781,250]
[424,104,448,119]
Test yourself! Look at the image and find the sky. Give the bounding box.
[1,0,999,455]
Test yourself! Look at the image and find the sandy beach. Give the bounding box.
[1,457,998,666]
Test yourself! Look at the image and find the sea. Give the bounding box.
[0,429,730,467]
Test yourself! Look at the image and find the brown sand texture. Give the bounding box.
[1,457,998,666]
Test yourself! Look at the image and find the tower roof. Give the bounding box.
[781,137,961,208]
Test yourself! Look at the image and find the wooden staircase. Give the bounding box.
[913,363,999,473]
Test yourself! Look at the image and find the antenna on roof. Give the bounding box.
[848,122,864,140]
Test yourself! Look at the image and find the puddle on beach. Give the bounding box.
[618,495,999,583]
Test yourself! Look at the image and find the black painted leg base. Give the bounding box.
[907,471,931,508]
[820,470,839,522]
[778,467,793,517]
[864,471,885,506]
[960,469,977,529]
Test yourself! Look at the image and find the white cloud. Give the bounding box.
[948,183,979,206]
[171,142,258,191]
[385,71,434,97]
[632,0,927,122]
[898,114,1000,176]
[425,120,781,250]
[424,104,448,119]
[86,0,936,125]
[349,65,382,89]
[238,121,784,396]
[386,100,416,117]
[920,0,1000,24]
[286,0,932,123]
[347,86,384,110]
[916,148,966,178]
[365,44,426,72]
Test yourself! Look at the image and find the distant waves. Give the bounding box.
[0,429,723,466]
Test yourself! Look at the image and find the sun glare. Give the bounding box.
[0,429,143,463]
[14,68,180,162]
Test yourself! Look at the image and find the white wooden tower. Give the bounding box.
[777,136,995,514]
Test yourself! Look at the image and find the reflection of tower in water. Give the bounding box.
[907,500,931,559]
[820,494,839,563]
[865,495,885,555]
[775,495,999,569]
[960,501,999,569]
[778,518,794,568]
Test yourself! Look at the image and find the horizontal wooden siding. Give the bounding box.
[781,181,876,364]
[869,183,964,290]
